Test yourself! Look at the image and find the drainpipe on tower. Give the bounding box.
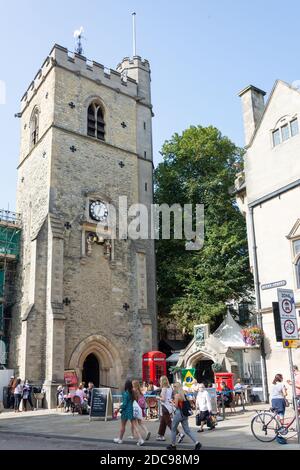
[249,206,269,403]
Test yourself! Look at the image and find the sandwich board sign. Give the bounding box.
[206,387,218,414]
[277,289,299,340]
[89,388,113,421]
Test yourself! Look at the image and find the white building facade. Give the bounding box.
[237,81,300,401]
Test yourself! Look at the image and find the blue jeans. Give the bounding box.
[271,398,285,418]
[171,409,197,445]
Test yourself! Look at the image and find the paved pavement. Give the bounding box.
[0,404,299,450]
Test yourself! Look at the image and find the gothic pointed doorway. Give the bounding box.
[82,353,100,387]
[195,359,214,385]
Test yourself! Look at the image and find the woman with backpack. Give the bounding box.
[130,380,151,441]
[166,382,202,450]
[156,376,185,443]
[113,379,144,446]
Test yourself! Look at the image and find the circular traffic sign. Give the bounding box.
[284,319,296,335]
[282,299,293,314]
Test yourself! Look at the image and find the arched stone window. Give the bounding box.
[30,107,39,148]
[87,101,105,141]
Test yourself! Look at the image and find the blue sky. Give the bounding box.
[1,0,300,209]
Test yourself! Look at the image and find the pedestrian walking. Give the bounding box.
[156,376,184,443]
[166,382,201,451]
[195,383,212,432]
[287,364,300,405]
[113,379,145,446]
[87,382,94,407]
[14,378,23,412]
[22,380,33,411]
[129,380,151,441]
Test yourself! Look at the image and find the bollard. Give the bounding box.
[241,391,246,412]
[221,393,225,420]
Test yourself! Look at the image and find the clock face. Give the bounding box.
[89,200,108,222]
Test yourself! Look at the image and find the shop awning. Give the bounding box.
[166,352,180,363]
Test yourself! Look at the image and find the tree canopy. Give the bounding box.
[154,125,253,335]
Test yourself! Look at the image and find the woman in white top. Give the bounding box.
[271,374,287,424]
[14,378,23,412]
[156,376,184,443]
[196,383,212,432]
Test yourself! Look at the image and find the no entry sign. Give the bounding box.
[277,289,299,340]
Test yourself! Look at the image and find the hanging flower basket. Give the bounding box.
[241,326,263,346]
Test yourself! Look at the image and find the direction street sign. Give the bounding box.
[261,280,286,290]
[277,289,299,340]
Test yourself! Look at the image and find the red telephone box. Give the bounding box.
[214,372,234,391]
[142,351,167,387]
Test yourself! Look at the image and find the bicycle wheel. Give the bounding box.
[251,411,280,442]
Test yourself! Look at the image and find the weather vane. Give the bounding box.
[74,26,84,55]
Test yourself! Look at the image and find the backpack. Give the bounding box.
[133,400,143,420]
[181,397,193,417]
[138,395,146,410]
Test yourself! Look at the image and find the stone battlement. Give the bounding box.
[20,44,148,109]
[116,56,150,72]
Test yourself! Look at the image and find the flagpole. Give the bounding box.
[132,12,137,57]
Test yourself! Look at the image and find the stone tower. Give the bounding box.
[12,44,157,407]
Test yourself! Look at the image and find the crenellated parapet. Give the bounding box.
[20,44,142,111]
[116,56,150,72]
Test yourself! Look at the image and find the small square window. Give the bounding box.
[272,129,280,146]
[291,118,299,137]
[281,124,290,142]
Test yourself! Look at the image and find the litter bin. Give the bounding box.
[214,373,235,391]
[2,386,9,408]
[33,392,45,409]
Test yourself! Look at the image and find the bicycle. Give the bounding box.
[251,406,299,442]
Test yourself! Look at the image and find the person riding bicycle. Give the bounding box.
[271,373,287,424]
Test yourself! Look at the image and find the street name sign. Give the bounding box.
[261,280,286,290]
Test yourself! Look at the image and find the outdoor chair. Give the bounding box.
[146,397,158,419]
[71,396,83,415]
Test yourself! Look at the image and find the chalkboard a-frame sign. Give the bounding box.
[89,388,113,421]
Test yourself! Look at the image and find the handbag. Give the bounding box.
[133,400,143,420]
[195,413,201,426]
[206,414,216,429]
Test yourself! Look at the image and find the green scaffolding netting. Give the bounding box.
[0,226,21,258]
[0,270,3,297]
[0,303,3,331]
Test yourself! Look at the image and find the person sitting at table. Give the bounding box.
[74,383,88,411]
[234,378,244,406]
[147,381,158,395]
[217,382,236,413]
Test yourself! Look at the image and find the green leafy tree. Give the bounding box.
[155,125,253,335]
